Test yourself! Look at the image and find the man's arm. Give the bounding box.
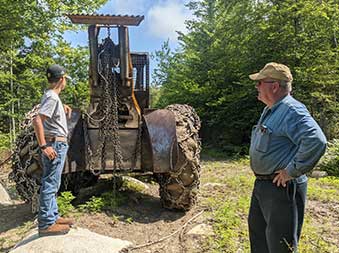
[273,108,326,187]
[32,114,57,160]
[285,115,327,177]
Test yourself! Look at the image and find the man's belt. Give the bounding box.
[45,136,68,143]
[255,173,276,180]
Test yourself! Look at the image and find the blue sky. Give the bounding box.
[64,0,193,81]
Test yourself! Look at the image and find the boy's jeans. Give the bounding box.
[38,141,68,229]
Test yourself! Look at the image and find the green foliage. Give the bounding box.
[0,133,10,152]
[201,147,228,160]
[0,0,107,134]
[299,214,339,253]
[78,191,127,213]
[307,177,339,202]
[150,85,161,108]
[202,159,338,252]
[57,191,75,216]
[78,196,105,213]
[317,139,339,176]
[100,191,127,210]
[212,197,250,252]
[153,0,339,148]
[125,217,133,224]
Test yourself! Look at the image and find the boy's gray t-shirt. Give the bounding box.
[39,89,68,138]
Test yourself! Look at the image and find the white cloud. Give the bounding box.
[146,0,192,42]
[103,0,147,15]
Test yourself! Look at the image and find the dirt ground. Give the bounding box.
[1,157,339,253]
[0,158,208,253]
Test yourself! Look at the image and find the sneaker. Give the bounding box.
[56,217,74,226]
[39,223,70,237]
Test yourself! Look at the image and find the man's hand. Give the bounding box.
[64,104,72,119]
[42,146,57,160]
[273,169,293,187]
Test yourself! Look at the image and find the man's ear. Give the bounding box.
[273,82,280,93]
[55,77,64,88]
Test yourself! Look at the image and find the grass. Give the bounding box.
[2,153,338,252]
[201,158,339,253]
[307,177,339,202]
[57,176,147,215]
[299,214,339,253]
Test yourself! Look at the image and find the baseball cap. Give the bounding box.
[249,62,293,82]
[46,64,72,81]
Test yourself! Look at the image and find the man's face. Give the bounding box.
[60,76,67,90]
[255,79,278,105]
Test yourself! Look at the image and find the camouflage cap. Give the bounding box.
[249,62,293,82]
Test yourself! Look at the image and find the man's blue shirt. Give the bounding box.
[249,95,327,183]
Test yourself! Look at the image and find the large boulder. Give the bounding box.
[10,227,132,253]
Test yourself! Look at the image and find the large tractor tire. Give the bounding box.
[9,106,99,212]
[10,105,42,212]
[157,104,201,211]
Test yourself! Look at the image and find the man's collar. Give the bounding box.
[269,94,290,112]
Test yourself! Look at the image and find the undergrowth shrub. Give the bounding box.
[0,133,10,153]
[78,191,127,213]
[317,139,339,176]
[78,196,105,213]
[57,191,75,216]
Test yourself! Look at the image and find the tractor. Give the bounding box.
[10,14,201,212]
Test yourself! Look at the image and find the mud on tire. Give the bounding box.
[157,104,201,211]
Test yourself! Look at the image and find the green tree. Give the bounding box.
[154,0,339,151]
[0,0,107,145]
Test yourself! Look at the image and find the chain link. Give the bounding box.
[84,36,124,195]
[159,104,201,210]
[9,105,41,210]
[10,35,131,208]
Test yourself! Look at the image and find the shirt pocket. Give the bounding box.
[255,125,272,153]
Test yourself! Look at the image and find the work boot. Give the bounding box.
[56,217,74,226]
[38,223,70,237]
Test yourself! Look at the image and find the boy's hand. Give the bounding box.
[64,104,72,119]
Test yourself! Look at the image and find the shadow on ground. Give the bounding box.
[70,177,186,224]
[0,202,35,233]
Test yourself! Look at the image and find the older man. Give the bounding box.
[248,62,327,253]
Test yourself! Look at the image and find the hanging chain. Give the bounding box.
[107,27,111,38]
[84,35,124,196]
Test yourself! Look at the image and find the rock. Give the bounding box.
[202,182,225,188]
[187,224,214,236]
[0,182,12,205]
[10,227,133,253]
[123,176,149,190]
[310,171,328,179]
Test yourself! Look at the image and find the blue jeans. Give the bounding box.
[38,141,68,229]
[248,179,307,253]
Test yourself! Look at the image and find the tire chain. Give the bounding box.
[159,104,201,210]
[9,104,41,212]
